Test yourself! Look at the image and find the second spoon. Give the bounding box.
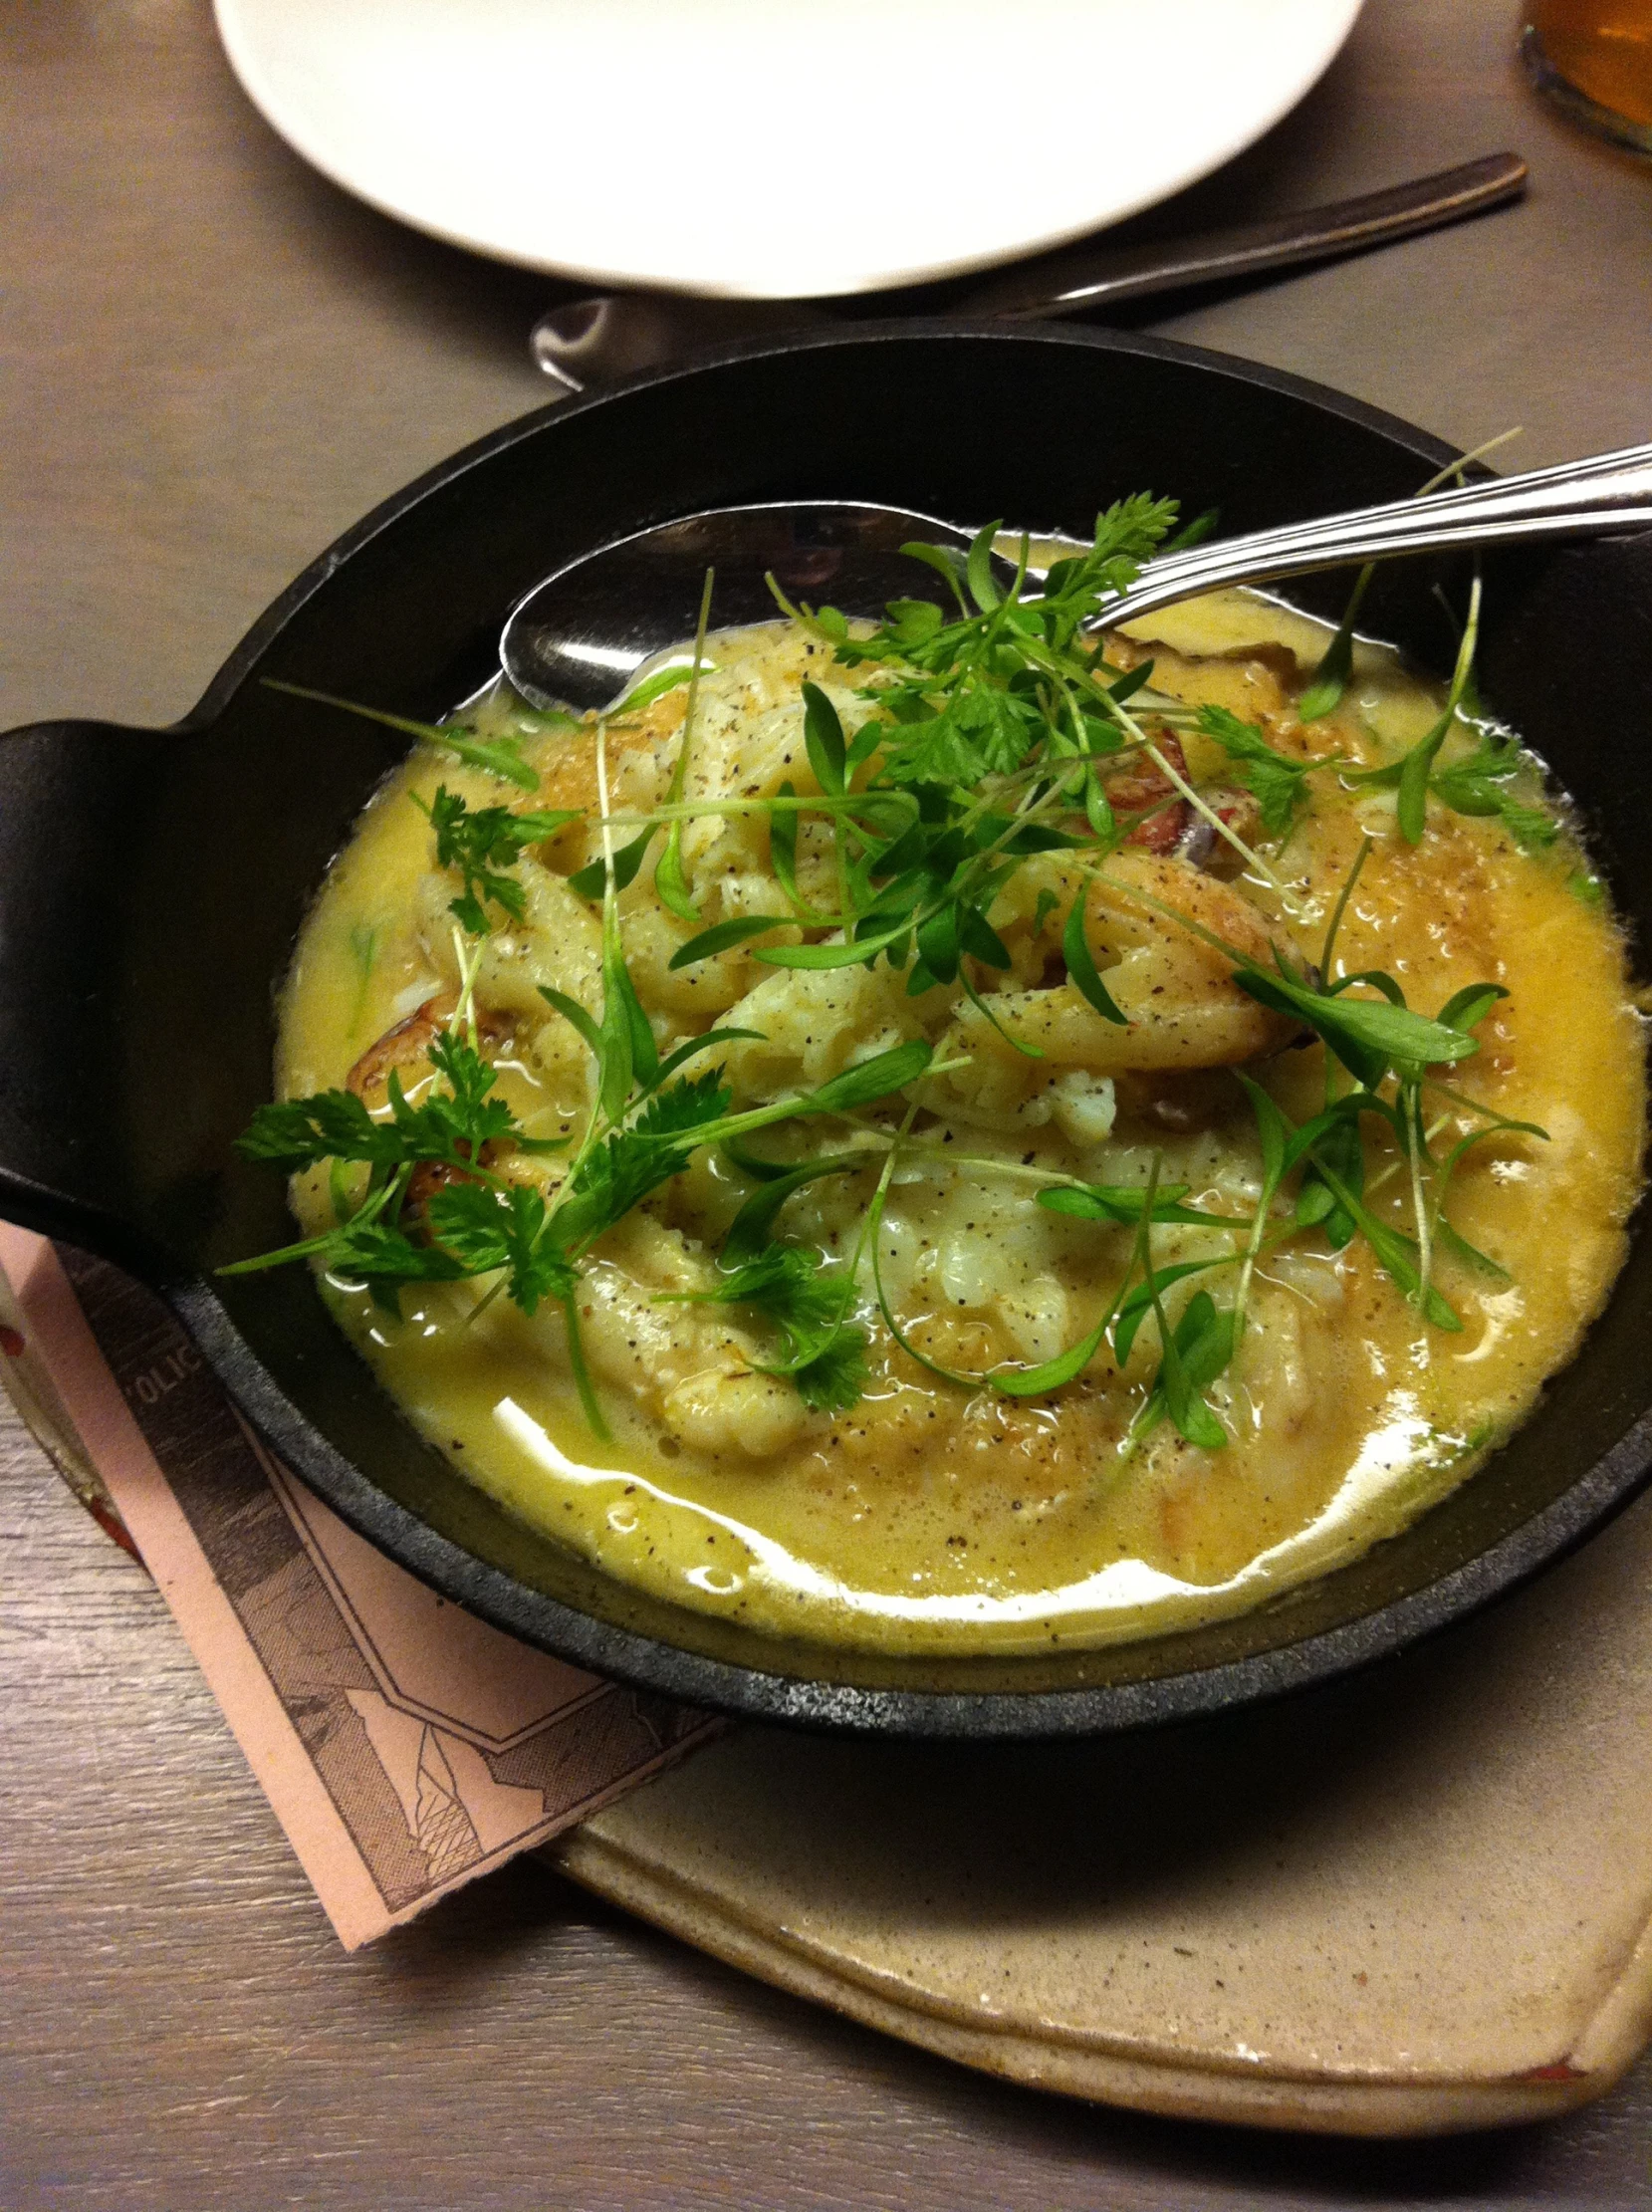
[531,153,1528,392]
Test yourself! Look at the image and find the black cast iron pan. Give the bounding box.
[2,326,1648,1737]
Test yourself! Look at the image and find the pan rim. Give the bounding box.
[34,322,1652,1738]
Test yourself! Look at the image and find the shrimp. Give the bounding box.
[1108,730,1191,854]
[550,1219,812,1459]
[346,993,516,1106]
[1106,731,1264,873]
[346,994,541,1223]
[959,849,1300,1074]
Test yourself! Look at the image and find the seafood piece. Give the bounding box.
[347,993,517,1105]
[961,850,1299,1072]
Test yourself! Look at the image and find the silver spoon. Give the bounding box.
[500,447,1652,715]
[530,153,1528,392]
[1097,439,1652,630]
[503,502,974,712]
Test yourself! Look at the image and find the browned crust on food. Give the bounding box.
[347,994,516,1106]
[1111,731,1191,853]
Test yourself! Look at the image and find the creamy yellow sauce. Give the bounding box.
[276,592,1645,1656]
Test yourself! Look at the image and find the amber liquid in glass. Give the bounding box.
[1526,0,1652,132]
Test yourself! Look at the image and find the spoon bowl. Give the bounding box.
[500,445,1652,718]
[500,501,975,713]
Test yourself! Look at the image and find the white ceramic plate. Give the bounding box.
[214,0,1365,300]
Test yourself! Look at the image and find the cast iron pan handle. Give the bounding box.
[0,716,189,1279]
[0,687,417,1293]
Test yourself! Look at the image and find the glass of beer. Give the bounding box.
[1522,1,1652,152]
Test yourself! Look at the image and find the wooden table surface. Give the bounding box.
[4,3,1652,2204]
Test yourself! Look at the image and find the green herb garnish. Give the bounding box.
[415,786,582,934]
[1196,704,1325,836]
[240,499,1558,1440]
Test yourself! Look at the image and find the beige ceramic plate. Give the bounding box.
[554,1522,1652,2143]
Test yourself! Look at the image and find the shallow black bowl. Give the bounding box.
[2,326,1648,1736]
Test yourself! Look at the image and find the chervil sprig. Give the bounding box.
[225,1030,527,1313]
[423,1181,576,1316]
[1196,704,1329,836]
[233,1029,515,1176]
[415,786,582,934]
[668,1244,870,1412]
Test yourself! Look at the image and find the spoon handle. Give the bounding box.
[955,151,1528,319]
[531,154,1528,392]
[1097,443,1652,628]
